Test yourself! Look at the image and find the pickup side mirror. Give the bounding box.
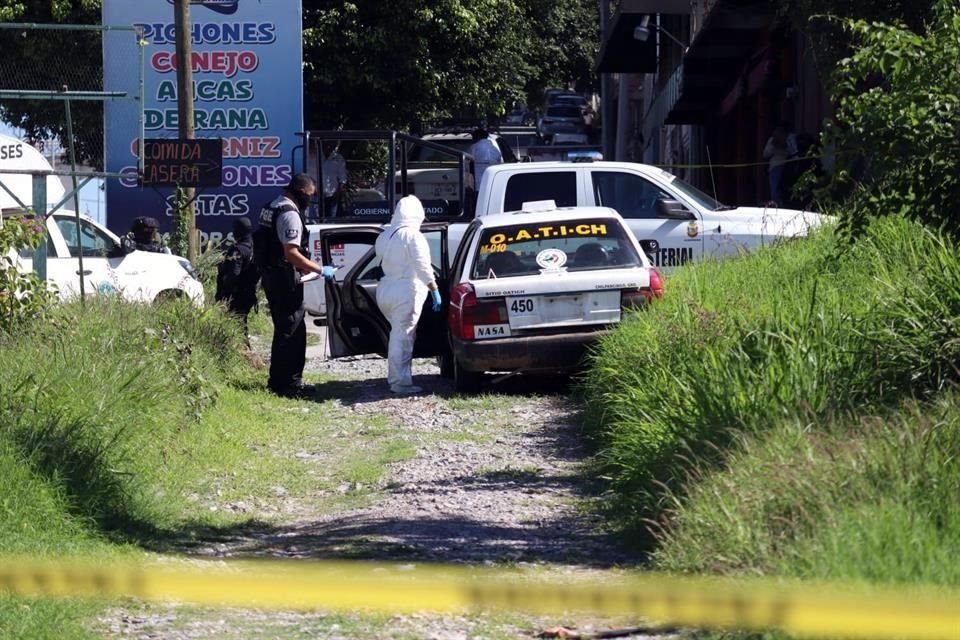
[655,198,695,220]
[639,239,660,257]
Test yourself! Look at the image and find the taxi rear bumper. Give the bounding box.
[451,329,610,374]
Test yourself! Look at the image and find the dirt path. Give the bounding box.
[100,325,652,639]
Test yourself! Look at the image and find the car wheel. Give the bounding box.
[154,289,185,304]
[437,350,454,379]
[453,357,482,393]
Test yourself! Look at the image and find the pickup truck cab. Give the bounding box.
[471,160,826,269]
[303,142,826,316]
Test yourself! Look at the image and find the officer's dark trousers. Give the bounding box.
[261,269,306,393]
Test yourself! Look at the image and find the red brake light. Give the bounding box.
[649,268,665,298]
[448,283,508,340]
[621,269,665,308]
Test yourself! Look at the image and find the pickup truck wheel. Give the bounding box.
[453,358,482,393]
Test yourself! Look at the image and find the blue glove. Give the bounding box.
[430,289,442,312]
[321,265,337,280]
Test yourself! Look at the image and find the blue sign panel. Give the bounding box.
[103,0,303,243]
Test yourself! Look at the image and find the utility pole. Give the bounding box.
[615,74,631,161]
[174,0,197,261]
[600,0,616,161]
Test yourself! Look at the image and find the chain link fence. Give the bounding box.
[0,24,143,179]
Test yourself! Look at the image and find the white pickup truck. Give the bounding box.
[304,158,826,316]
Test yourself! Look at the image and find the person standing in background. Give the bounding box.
[762,120,798,205]
[215,217,259,341]
[468,128,503,190]
[129,217,170,253]
[321,141,348,217]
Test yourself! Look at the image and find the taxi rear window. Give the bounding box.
[471,218,641,279]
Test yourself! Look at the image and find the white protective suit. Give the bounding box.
[375,196,436,392]
[468,137,503,190]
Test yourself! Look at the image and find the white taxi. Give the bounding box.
[316,205,662,392]
[8,210,204,305]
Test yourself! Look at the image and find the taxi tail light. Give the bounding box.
[648,268,665,298]
[622,269,665,308]
[449,283,508,340]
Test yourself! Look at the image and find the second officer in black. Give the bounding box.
[254,174,334,398]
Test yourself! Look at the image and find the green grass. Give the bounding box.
[578,214,960,605]
[0,296,422,636]
[339,440,418,486]
[652,393,960,584]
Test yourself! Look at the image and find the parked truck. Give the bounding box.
[301,132,826,317]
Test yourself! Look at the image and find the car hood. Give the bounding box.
[710,206,830,236]
[116,250,193,276]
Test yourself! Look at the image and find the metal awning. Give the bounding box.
[665,0,774,123]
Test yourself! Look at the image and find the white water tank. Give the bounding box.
[0,134,67,212]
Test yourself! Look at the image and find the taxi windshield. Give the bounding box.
[471,218,641,279]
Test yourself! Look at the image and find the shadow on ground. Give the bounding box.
[278,374,578,406]
[141,511,635,568]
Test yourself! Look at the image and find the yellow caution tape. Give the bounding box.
[1,557,958,639]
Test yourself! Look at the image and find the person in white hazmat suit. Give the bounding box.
[375,195,442,394]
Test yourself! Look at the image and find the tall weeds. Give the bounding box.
[0,298,249,543]
[580,216,960,547]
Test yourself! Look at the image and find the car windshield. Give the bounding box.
[471,218,641,279]
[662,171,727,210]
[554,96,587,107]
[497,133,538,152]
[546,106,582,118]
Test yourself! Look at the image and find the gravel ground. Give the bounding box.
[99,324,656,639]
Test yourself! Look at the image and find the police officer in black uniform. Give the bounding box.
[130,217,169,253]
[254,174,331,398]
[215,217,259,340]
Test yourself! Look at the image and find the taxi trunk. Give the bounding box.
[448,269,656,374]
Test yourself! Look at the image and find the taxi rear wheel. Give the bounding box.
[437,351,454,379]
[453,357,482,393]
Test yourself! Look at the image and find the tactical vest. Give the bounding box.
[253,198,308,271]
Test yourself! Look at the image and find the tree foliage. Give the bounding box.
[0,1,599,157]
[0,216,55,333]
[776,0,933,80]
[821,0,960,237]
[302,0,598,130]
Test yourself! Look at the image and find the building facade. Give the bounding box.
[597,0,832,207]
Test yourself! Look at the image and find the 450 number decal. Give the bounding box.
[510,298,535,314]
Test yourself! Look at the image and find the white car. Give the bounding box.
[8,210,204,305]
[315,205,662,392]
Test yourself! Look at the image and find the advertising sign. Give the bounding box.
[103,0,303,243]
[141,138,223,187]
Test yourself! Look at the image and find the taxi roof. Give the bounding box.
[477,206,624,229]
